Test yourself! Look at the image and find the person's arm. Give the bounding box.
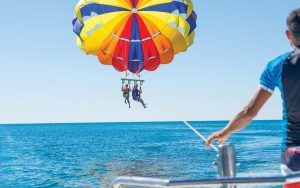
[206,87,272,148]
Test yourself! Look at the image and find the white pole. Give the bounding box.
[182,121,218,152]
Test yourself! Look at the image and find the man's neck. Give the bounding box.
[294,45,300,51]
[292,41,300,49]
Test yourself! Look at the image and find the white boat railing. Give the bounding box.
[111,144,300,188]
[112,176,286,188]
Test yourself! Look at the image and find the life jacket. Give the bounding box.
[123,87,130,94]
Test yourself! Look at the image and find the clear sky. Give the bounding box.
[0,1,299,124]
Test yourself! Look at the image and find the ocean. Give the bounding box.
[0,120,284,187]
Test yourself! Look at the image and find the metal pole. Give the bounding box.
[217,144,237,188]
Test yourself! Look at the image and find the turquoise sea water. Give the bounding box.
[0,120,284,187]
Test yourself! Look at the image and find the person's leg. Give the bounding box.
[124,94,127,104]
[281,164,298,176]
[123,93,127,103]
[125,95,130,107]
[139,98,146,108]
[127,97,131,108]
[281,149,300,176]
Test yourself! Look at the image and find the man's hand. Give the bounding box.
[206,131,229,148]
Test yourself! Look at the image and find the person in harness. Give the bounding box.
[122,84,131,108]
[132,84,147,108]
[206,8,300,176]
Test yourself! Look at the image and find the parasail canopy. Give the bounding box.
[73,0,197,74]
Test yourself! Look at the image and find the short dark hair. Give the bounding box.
[287,8,300,39]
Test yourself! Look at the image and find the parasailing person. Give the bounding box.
[122,84,131,108]
[132,84,147,108]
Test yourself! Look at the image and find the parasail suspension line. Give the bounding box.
[182,120,218,152]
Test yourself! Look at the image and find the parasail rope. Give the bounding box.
[182,120,218,152]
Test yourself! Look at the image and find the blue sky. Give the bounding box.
[0,1,299,124]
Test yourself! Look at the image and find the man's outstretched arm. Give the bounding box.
[206,87,272,148]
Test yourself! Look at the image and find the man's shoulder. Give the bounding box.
[266,52,292,71]
[260,52,292,91]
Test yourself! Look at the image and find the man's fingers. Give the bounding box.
[205,137,213,148]
[218,138,224,145]
[206,133,218,148]
[218,135,228,145]
[206,131,229,149]
[205,140,211,148]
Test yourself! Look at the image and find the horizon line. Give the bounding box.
[0,119,283,125]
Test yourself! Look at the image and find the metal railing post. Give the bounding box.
[217,144,237,188]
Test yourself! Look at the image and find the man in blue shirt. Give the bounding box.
[206,8,300,175]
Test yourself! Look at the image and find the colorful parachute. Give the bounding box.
[72,0,197,74]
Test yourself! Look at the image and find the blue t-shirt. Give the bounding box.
[260,52,291,121]
[260,51,300,148]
